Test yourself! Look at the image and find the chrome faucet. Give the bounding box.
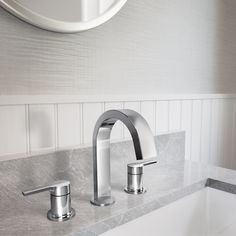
[90,109,157,207]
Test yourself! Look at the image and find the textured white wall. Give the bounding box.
[0,0,236,95]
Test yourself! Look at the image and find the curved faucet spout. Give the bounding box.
[91,109,157,207]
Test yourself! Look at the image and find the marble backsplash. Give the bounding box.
[0,131,185,195]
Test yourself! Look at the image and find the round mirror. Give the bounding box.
[0,0,127,33]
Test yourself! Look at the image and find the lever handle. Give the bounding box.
[128,158,157,168]
[22,180,70,197]
[127,157,157,175]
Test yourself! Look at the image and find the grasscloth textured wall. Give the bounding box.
[0,0,236,95]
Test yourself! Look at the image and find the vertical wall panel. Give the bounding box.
[124,101,141,139]
[105,102,123,141]
[156,101,169,134]
[140,101,156,134]
[169,100,181,131]
[29,104,55,152]
[216,100,226,167]
[231,99,236,169]
[181,100,192,160]
[0,105,27,156]
[210,99,220,166]
[200,100,212,164]
[191,100,202,162]
[226,100,234,168]
[218,100,233,168]
[57,104,81,148]
[83,103,103,144]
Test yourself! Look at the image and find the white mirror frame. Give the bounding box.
[0,0,127,33]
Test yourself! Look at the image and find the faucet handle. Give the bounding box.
[127,158,157,174]
[22,180,75,222]
[124,158,157,194]
[22,180,70,197]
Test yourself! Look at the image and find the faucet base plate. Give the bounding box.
[124,187,146,195]
[90,196,115,207]
[47,208,76,222]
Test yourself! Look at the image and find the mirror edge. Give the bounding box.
[0,0,127,33]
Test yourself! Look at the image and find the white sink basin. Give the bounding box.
[101,187,236,236]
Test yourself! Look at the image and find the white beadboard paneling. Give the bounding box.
[218,100,233,168]
[105,102,123,141]
[83,103,103,144]
[191,100,202,162]
[181,100,192,160]
[140,101,156,133]
[216,100,226,167]
[169,100,181,131]
[57,104,81,148]
[124,101,141,139]
[200,100,212,164]
[225,100,234,168]
[0,105,27,156]
[29,104,56,152]
[0,95,236,170]
[231,99,236,169]
[210,99,220,166]
[156,101,169,134]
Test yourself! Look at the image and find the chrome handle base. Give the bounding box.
[124,187,146,195]
[47,208,75,222]
[124,171,147,195]
[90,196,115,207]
[124,158,157,194]
[22,180,75,222]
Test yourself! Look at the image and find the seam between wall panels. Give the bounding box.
[25,104,30,155]
[179,100,183,132]
[121,101,125,139]
[199,100,203,163]
[231,99,236,167]
[28,104,32,155]
[54,104,59,151]
[167,100,170,132]
[189,100,194,161]
[208,100,213,164]
[154,101,157,136]
[79,103,83,146]
[81,103,84,145]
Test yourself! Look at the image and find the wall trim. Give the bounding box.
[0,94,236,105]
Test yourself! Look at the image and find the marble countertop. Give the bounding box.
[1,133,236,236]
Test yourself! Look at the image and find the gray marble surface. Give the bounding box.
[1,131,236,236]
